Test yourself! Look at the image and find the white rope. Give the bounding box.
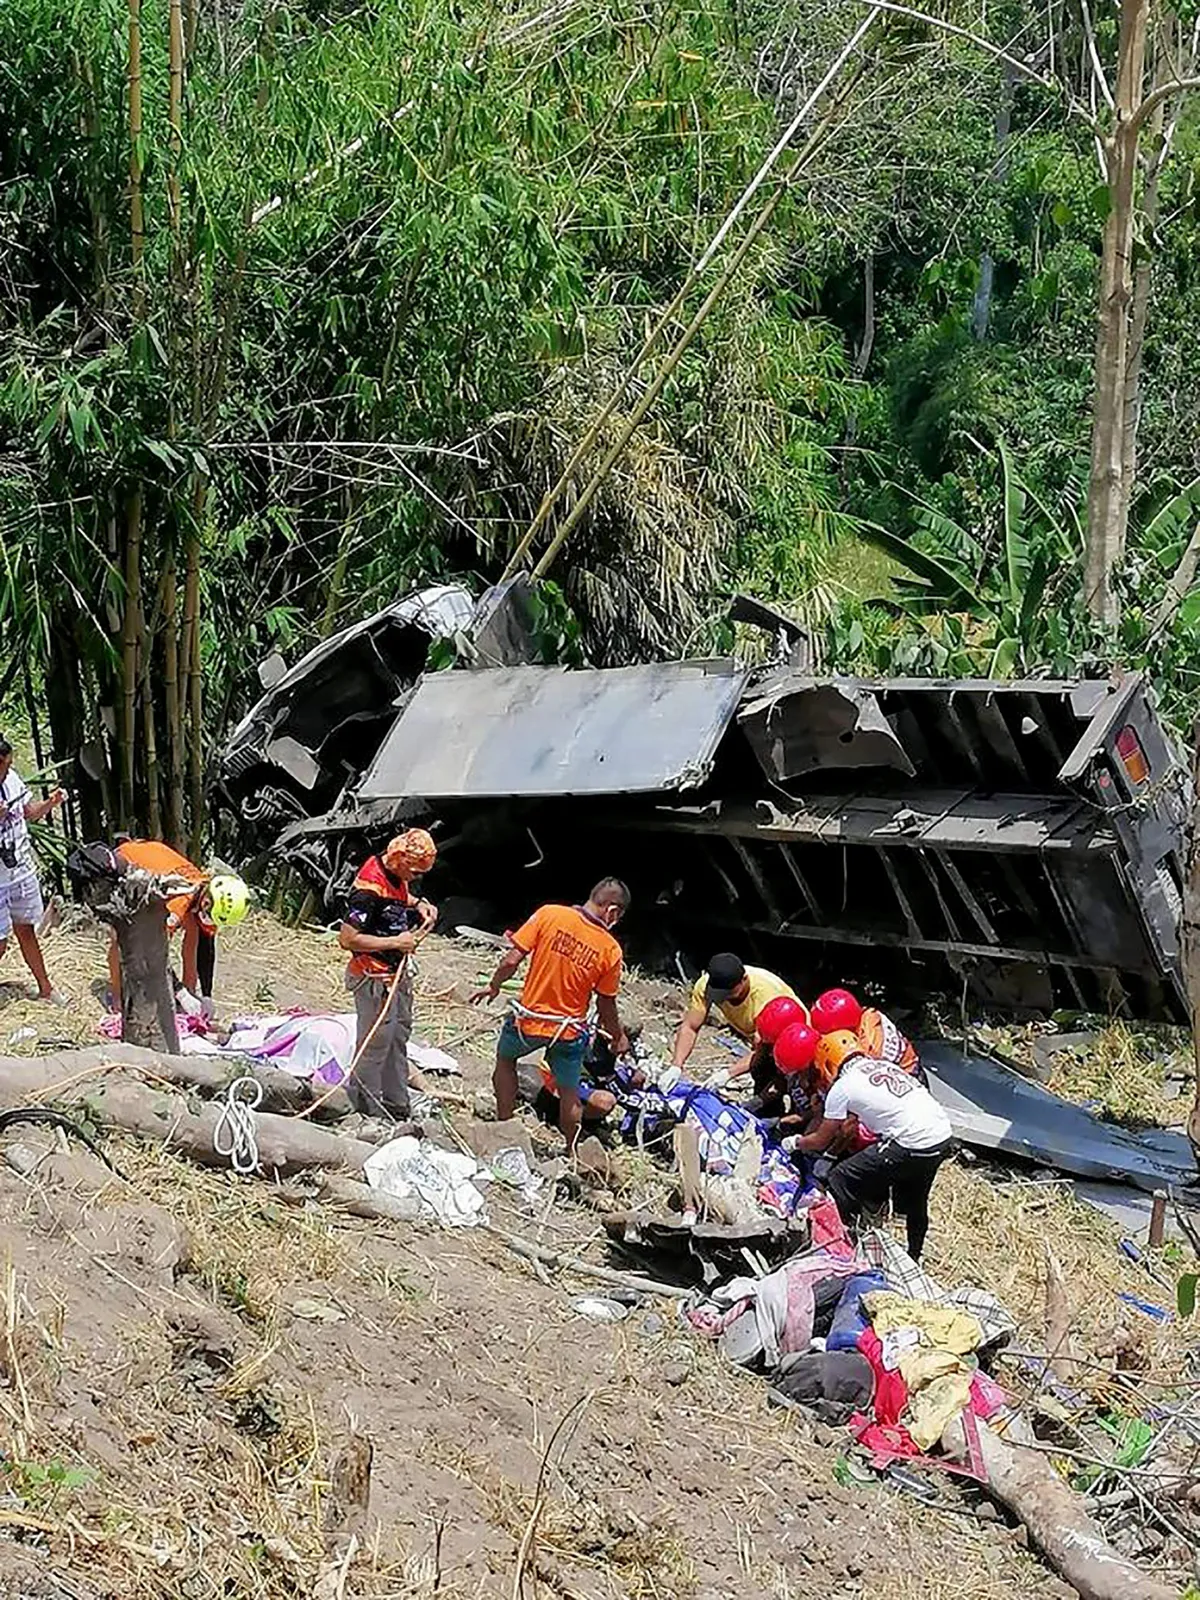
[213,1076,263,1175]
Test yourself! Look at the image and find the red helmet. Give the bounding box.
[774,1022,820,1074]
[756,995,806,1045]
[811,987,863,1035]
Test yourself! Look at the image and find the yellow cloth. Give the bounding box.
[864,1292,983,1356]
[689,967,799,1039]
[905,1371,975,1449]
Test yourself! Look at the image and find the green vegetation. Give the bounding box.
[2,0,1200,840]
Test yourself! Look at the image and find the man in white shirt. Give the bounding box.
[783,1049,953,1260]
[0,739,65,1003]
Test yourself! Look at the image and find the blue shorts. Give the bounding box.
[498,1015,589,1092]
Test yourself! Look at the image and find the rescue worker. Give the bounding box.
[470,878,631,1153]
[743,996,812,1120]
[337,829,438,1123]
[671,952,804,1085]
[811,987,923,1080]
[107,838,248,1014]
[783,1035,953,1260]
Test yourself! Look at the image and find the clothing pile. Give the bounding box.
[613,1075,818,1218]
[686,1225,1017,1467]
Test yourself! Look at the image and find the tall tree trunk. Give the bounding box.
[127,0,146,323]
[1084,0,1148,625]
[183,478,206,857]
[120,488,143,830]
[162,554,184,848]
[972,63,1015,341]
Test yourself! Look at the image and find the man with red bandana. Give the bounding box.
[338,829,438,1121]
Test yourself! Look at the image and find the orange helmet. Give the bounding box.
[810,1028,862,1093]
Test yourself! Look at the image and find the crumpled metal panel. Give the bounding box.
[920,1039,1195,1191]
[224,583,476,750]
[739,679,916,781]
[357,660,749,800]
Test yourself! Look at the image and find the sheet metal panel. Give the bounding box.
[357,660,749,800]
[920,1039,1195,1191]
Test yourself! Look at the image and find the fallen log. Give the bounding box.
[941,1414,1177,1600]
[0,1045,310,1115]
[64,1079,377,1178]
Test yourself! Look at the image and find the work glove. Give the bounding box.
[176,986,203,1017]
[200,995,216,1023]
[780,1134,801,1154]
[653,1064,682,1094]
[704,1068,731,1091]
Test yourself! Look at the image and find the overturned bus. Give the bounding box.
[215,590,1188,1020]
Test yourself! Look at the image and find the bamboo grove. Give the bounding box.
[4,0,1200,846]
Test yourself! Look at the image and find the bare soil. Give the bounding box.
[0,913,1175,1600]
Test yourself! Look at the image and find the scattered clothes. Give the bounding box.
[687,1249,862,1368]
[811,1273,851,1340]
[362,1136,486,1227]
[100,1010,217,1049]
[770,1350,874,1422]
[849,1413,920,1466]
[902,1368,975,1450]
[860,1229,1015,1348]
[806,1194,854,1256]
[827,1271,889,1353]
[856,1327,907,1427]
[220,1012,461,1086]
[863,1292,983,1356]
[968,1370,1011,1423]
[880,1326,922,1371]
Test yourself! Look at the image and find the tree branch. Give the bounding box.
[861,0,1099,132]
[1131,75,1200,131]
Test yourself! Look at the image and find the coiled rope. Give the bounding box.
[213,1075,264,1175]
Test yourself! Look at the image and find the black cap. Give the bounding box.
[705,952,746,1003]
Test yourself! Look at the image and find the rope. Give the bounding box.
[291,956,408,1121]
[213,1075,264,1174]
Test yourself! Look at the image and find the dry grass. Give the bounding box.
[971,1019,1192,1130]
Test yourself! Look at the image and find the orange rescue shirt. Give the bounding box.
[509,904,622,1041]
[858,1007,919,1073]
[117,839,210,934]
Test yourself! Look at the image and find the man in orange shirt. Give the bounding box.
[108,838,248,1014]
[471,879,631,1151]
[337,830,438,1121]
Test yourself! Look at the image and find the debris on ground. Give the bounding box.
[0,912,1198,1598]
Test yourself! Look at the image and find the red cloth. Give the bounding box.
[848,1413,920,1464]
[857,1326,908,1427]
[807,1195,855,1256]
[969,1370,1009,1421]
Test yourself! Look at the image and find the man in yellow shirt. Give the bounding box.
[671,951,802,1086]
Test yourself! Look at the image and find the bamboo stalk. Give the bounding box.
[183,479,205,857]
[530,90,852,580]
[120,488,143,830]
[501,7,882,580]
[128,0,145,323]
[162,552,183,848]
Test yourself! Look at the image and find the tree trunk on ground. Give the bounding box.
[1084,0,1148,626]
[942,1414,1177,1600]
[1182,717,1200,1164]
[81,871,179,1053]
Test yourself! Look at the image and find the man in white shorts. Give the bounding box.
[0,739,65,1003]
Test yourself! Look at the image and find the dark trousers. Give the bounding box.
[824,1139,950,1261]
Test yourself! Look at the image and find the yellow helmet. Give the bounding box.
[208,874,249,929]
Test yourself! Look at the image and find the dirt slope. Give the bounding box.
[0,914,1156,1600]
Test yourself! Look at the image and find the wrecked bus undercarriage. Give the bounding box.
[215,590,1188,1020]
